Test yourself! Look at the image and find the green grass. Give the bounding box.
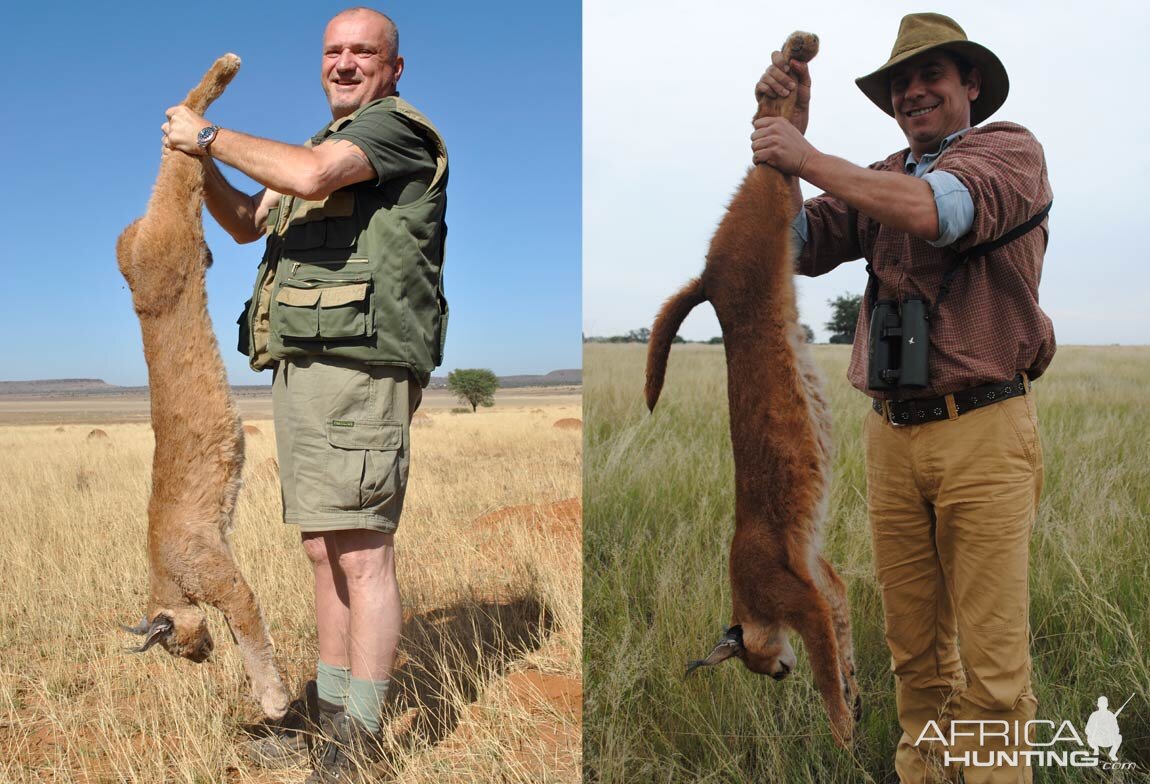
[584,343,1150,783]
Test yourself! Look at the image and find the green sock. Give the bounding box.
[346,676,390,734]
[316,660,350,707]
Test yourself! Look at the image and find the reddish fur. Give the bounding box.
[646,32,858,748]
[116,54,289,720]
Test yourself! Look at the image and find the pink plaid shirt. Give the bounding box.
[797,122,1055,399]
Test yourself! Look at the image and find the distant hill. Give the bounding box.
[0,378,119,396]
[1,369,582,397]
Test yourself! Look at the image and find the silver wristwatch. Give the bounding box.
[196,124,220,152]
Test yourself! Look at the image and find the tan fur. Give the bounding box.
[645,32,859,747]
[116,54,289,720]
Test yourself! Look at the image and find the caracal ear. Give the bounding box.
[685,625,745,676]
[124,614,174,654]
[120,616,151,636]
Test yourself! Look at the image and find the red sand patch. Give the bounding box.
[242,424,262,436]
[474,498,581,538]
[505,670,582,722]
[86,428,109,440]
[552,418,582,430]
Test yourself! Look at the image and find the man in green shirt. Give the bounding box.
[164,8,448,782]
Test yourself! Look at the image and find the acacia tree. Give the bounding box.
[825,293,862,344]
[447,369,499,412]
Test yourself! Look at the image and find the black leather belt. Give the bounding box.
[872,374,1028,426]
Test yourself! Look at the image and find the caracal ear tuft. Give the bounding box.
[685,625,745,676]
[126,614,174,654]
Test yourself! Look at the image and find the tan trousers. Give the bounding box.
[864,392,1043,784]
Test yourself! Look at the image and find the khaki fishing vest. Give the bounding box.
[238,96,448,387]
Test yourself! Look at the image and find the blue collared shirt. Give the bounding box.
[791,128,976,251]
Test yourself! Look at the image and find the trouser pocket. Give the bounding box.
[324,418,403,511]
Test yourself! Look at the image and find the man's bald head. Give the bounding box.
[328,7,399,59]
[321,7,404,118]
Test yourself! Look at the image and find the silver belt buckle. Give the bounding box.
[884,400,908,427]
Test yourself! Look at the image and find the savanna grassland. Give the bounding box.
[0,391,581,783]
[584,343,1150,783]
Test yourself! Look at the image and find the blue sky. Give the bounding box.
[0,1,580,386]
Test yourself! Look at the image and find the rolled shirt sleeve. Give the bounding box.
[935,123,1051,253]
[791,208,810,255]
[922,170,974,247]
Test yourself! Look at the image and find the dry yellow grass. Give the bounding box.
[0,395,581,783]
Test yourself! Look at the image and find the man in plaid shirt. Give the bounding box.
[751,13,1053,784]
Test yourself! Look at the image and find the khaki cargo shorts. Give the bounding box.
[271,358,422,533]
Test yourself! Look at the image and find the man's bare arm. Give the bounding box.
[164,105,375,203]
[202,159,279,244]
[752,116,939,241]
[800,152,938,240]
[207,130,374,201]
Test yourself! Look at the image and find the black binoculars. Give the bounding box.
[867,298,929,391]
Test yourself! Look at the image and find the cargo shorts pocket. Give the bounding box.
[274,279,373,341]
[324,418,403,511]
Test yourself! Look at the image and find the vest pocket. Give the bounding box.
[237,299,252,355]
[273,275,374,341]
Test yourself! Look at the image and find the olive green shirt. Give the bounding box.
[321,103,436,205]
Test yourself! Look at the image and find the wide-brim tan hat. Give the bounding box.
[855,12,1008,126]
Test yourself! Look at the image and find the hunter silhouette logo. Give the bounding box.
[911,694,1138,771]
[1086,694,1132,762]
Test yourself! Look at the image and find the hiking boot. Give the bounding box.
[306,711,388,783]
[241,680,342,769]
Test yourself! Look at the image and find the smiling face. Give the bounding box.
[889,51,980,158]
[321,10,404,119]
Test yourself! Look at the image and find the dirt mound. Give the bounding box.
[474,498,581,538]
[251,457,279,482]
[505,670,582,722]
[242,424,262,436]
[86,429,109,441]
[552,418,582,430]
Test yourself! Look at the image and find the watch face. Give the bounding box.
[197,126,217,147]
